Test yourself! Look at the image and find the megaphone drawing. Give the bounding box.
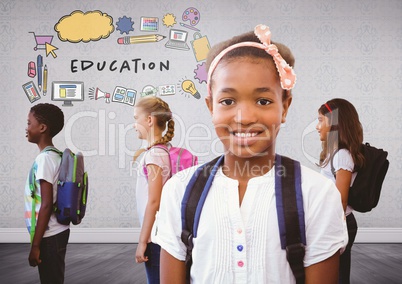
[89,87,111,103]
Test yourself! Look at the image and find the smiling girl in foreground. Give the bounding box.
[154,24,347,283]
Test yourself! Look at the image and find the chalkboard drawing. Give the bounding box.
[165,29,190,51]
[117,34,165,45]
[159,84,176,96]
[27,61,36,78]
[140,17,158,32]
[29,32,53,51]
[181,79,201,99]
[22,81,41,103]
[191,33,210,62]
[140,85,158,97]
[179,7,201,31]
[194,62,207,84]
[51,81,84,107]
[54,10,114,43]
[88,87,111,103]
[116,16,134,34]
[182,7,200,26]
[29,32,58,58]
[112,86,136,106]
[162,13,176,28]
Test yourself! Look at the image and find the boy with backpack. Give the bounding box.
[153,24,348,283]
[24,103,69,284]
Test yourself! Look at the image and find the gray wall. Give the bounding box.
[0,0,401,232]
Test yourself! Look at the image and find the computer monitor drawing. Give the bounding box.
[165,29,190,50]
[52,81,84,106]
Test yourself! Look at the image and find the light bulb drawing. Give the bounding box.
[181,79,201,99]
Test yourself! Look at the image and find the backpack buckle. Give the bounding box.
[286,243,305,264]
[181,230,194,250]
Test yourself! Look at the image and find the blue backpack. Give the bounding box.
[29,147,88,241]
[181,155,306,284]
[54,148,88,225]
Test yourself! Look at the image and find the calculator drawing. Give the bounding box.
[22,81,41,103]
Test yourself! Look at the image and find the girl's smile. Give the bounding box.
[133,106,150,141]
[206,58,291,159]
[230,126,267,147]
[316,113,331,142]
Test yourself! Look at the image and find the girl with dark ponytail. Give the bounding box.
[316,98,364,284]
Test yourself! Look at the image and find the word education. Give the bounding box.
[70,59,170,73]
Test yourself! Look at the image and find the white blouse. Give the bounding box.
[154,163,347,283]
[320,149,357,215]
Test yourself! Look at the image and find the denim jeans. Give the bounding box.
[144,242,161,284]
[38,229,70,284]
[339,213,358,284]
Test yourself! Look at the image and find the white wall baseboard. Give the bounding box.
[1,227,401,243]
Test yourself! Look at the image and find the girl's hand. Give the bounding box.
[135,242,148,263]
[335,169,353,211]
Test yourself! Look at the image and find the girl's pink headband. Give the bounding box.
[207,24,296,97]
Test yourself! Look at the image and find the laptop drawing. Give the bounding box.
[165,29,190,50]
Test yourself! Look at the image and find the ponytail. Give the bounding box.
[134,96,175,151]
[149,118,175,148]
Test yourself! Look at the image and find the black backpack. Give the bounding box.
[331,143,389,213]
[181,155,306,284]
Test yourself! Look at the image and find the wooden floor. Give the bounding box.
[1,243,401,283]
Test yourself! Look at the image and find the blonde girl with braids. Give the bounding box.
[133,96,174,284]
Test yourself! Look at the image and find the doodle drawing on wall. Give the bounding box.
[89,87,111,103]
[179,79,201,99]
[165,29,190,50]
[51,81,84,107]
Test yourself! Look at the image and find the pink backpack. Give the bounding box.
[143,144,198,177]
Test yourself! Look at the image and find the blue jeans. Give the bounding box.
[339,213,358,284]
[38,229,70,284]
[144,242,161,284]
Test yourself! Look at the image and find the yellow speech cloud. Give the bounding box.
[55,10,114,43]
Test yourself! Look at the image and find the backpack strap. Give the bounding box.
[275,155,306,284]
[28,146,62,243]
[181,154,306,283]
[330,148,341,178]
[181,155,223,284]
[152,143,169,153]
[144,144,172,178]
[29,162,40,243]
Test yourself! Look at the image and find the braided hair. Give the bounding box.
[135,96,175,149]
